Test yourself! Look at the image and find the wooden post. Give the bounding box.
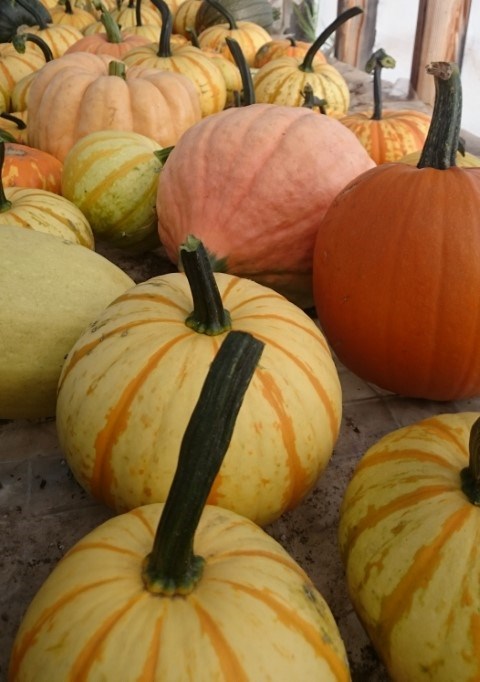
[410,0,472,105]
[334,0,379,69]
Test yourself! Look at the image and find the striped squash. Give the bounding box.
[0,41,46,113]
[339,412,480,682]
[56,238,342,526]
[11,332,350,681]
[19,23,84,58]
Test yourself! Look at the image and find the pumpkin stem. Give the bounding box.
[226,37,255,106]
[135,0,143,26]
[301,82,327,113]
[365,48,395,121]
[11,32,54,62]
[95,2,123,42]
[417,61,461,170]
[300,5,363,73]
[64,0,74,15]
[151,0,173,57]
[142,330,264,595]
[108,60,127,78]
[0,112,27,131]
[0,141,13,212]
[204,0,237,30]
[181,235,232,335]
[460,417,480,505]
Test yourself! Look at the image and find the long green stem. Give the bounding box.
[0,141,12,212]
[300,5,363,73]
[181,235,232,335]
[417,61,461,170]
[97,2,123,42]
[12,32,54,62]
[365,48,396,120]
[460,417,480,505]
[142,330,264,595]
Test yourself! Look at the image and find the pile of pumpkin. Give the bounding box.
[3,0,480,679]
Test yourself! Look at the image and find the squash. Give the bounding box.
[339,49,431,164]
[173,0,202,37]
[11,330,350,681]
[195,0,274,33]
[2,142,63,193]
[49,0,97,30]
[27,53,201,161]
[339,412,480,682]
[312,61,480,400]
[0,35,51,114]
[253,7,362,117]
[0,0,52,43]
[0,225,134,420]
[156,102,375,307]
[61,129,164,250]
[121,0,163,42]
[398,147,480,167]
[0,111,28,144]
[254,35,326,68]
[110,0,163,27]
[56,236,342,525]
[16,3,85,58]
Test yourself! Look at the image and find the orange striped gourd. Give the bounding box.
[339,412,480,682]
[11,331,350,681]
[56,237,342,526]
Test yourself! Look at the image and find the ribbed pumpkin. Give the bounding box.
[11,331,350,682]
[0,111,28,144]
[0,141,93,246]
[49,0,97,30]
[195,0,274,33]
[196,0,270,67]
[339,412,480,682]
[27,54,201,161]
[339,49,431,164]
[61,129,163,250]
[123,0,227,117]
[2,142,63,193]
[110,0,163,27]
[253,7,361,117]
[56,237,342,526]
[121,0,163,42]
[173,0,202,36]
[157,103,375,307]
[17,4,85,59]
[312,62,480,400]
[254,35,326,68]
[0,36,50,113]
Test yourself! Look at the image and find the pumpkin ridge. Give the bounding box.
[354,447,461,475]
[234,312,330,351]
[207,548,309,579]
[66,541,142,559]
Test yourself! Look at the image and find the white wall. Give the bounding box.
[317,0,480,137]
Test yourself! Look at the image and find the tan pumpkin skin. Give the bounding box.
[9,503,350,681]
[157,103,375,307]
[64,29,151,57]
[0,42,46,112]
[197,20,271,66]
[339,412,480,682]
[0,187,94,248]
[27,54,201,161]
[173,0,202,36]
[56,272,342,525]
[339,109,432,164]
[19,24,84,58]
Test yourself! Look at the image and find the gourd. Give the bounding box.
[254,35,326,68]
[2,141,63,193]
[0,35,51,114]
[312,62,480,400]
[339,49,431,164]
[16,1,84,58]
[61,129,164,251]
[49,0,97,30]
[56,237,342,526]
[339,412,480,682]
[11,331,350,682]
[156,101,375,307]
[0,225,134,420]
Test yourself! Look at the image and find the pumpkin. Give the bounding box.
[339,49,431,164]
[121,0,163,42]
[156,103,375,307]
[17,5,85,59]
[173,0,202,37]
[27,53,201,161]
[55,236,342,525]
[254,35,326,68]
[253,7,362,117]
[398,147,480,168]
[0,141,93,245]
[0,35,51,114]
[110,0,163,27]
[123,0,227,117]
[49,0,97,30]
[64,1,151,56]
[0,225,134,420]
[11,331,350,681]
[2,142,63,193]
[312,61,480,400]
[195,0,274,33]
[0,0,52,43]
[61,129,164,250]
[0,111,28,144]
[339,411,480,682]
[196,0,271,67]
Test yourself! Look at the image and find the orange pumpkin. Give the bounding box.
[312,62,480,400]
[339,49,431,164]
[254,35,326,68]
[2,142,63,192]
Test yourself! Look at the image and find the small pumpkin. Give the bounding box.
[56,237,342,525]
[0,34,51,113]
[173,0,202,37]
[312,62,480,400]
[49,0,97,30]
[0,225,134,420]
[339,49,431,164]
[339,412,480,682]
[2,141,63,193]
[253,7,361,117]
[121,0,163,42]
[16,4,85,58]
[11,330,350,681]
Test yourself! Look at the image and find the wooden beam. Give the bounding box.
[410,0,472,105]
[334,0,379,69]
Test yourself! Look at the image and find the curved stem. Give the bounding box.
[135,0,143,26]
[0,142,12,212]
[151,0,173,57]
[181,236,232,335]
[0,112,27,130]
[300,5,363,72]
[301,83,327,113]
[204,0,237,29]
[12,32,54,62]
[226,36,255,106]
[417,61,461,170]
[365,48,396,121]
[142,330,264,595]
[460,417,480,505]
[99,3,123,42]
